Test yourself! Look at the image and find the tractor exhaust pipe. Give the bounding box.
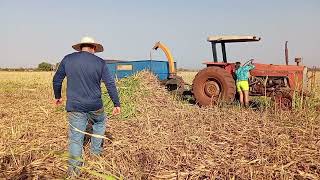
[295,57,302,66]
[285,41,289,65]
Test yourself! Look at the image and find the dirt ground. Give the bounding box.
[0,71,320,179]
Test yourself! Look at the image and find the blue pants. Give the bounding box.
[67,108,106,175]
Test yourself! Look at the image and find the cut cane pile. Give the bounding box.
[0,71,320,179]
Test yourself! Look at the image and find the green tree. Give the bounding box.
[38,62,53,71]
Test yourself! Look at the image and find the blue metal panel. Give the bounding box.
[105,60,175,80]
[106,63,116,78]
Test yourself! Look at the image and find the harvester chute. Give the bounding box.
[152,41,176,77]
[152,41,185,95]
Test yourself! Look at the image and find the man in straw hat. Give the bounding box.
[53,36,121,176]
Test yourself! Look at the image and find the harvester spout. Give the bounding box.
[153,41,176,75]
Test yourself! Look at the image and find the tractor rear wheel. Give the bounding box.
[192,67,236,106]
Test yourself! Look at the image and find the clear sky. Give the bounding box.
[1,0,319,68]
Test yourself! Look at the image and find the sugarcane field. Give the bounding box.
[1,1,320,180]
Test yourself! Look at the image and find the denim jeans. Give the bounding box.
[67,108,106,175]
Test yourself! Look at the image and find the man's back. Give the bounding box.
[53,36,121,177]
[53,51,119,112]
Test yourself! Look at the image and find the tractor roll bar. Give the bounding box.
[208,35,261,63]
[211,42,218,63]
[211,42,227,63]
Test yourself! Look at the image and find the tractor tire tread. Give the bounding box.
[192,66,236,106]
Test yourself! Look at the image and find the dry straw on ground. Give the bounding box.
[0,71,320,179]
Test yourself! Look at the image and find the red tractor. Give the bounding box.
[192,35,307,108]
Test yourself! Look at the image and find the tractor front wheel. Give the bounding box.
[192,67,236,106]
[272,91,293,110]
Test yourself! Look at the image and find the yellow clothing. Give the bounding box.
[236,80,249,92]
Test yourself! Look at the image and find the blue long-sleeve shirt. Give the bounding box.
[53,51,120,112]
[235,64,255,81]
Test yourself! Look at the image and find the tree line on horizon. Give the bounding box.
[0,62,319,72]
[0,62,58,71]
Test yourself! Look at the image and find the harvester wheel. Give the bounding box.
[175,76,185,95]
[165,76,185,96]
[192,67,236,106]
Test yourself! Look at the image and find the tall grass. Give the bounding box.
[102,74,144,119]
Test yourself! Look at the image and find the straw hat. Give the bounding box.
[72,36,104,53]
